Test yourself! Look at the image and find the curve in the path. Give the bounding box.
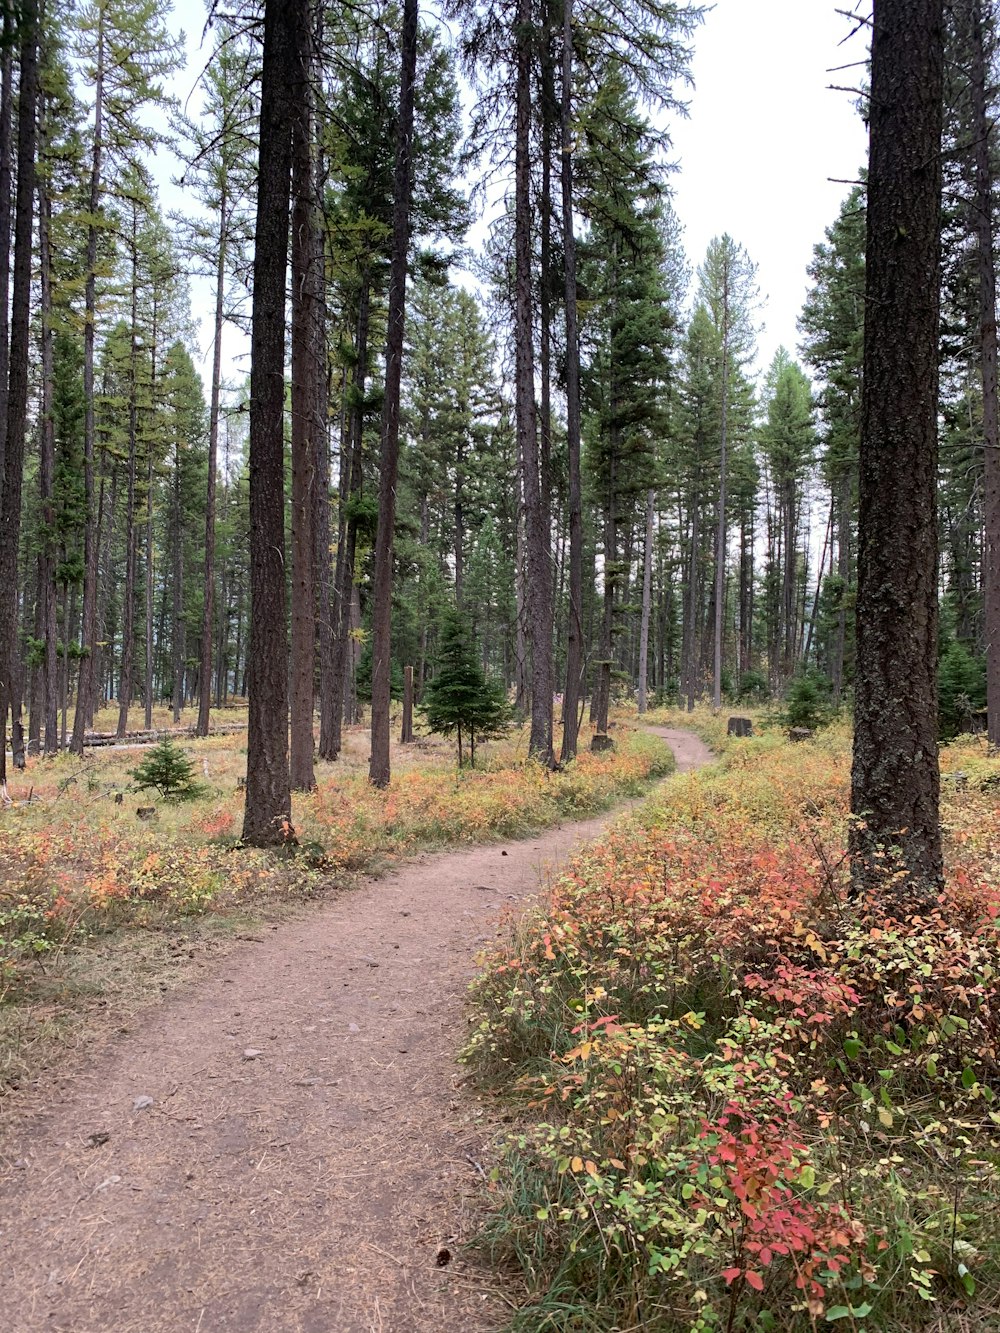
[0,729,711,1333]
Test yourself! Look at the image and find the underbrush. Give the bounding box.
[0,723,671,1066]
[296,725,671,870]
[465,728,1000,1331]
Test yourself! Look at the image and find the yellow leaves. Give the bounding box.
[567,1155,600,1178]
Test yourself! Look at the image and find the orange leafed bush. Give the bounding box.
[467,725,1000,1330]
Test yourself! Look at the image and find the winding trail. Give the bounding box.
[0,728,712,1333]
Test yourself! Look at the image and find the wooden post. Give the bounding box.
[400,664,414,743]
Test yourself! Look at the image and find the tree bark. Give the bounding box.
[850,0,944,893]
[289,4,318,792]
[712,283,729,711]
[560,0,584,761]
[515,0,554,763]
[70,10,104,754]
[400,663,414,743]
[197,181,228,738]
[637,488,654,713]
[325,281,369,760]
[38,98,58,754]
[116,209,142,740]
[970,0,1000,750]
[241,0,303,846]
[368,0,418,789]
[0,1,38,792]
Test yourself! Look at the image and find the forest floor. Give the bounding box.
[0,726,712,1333]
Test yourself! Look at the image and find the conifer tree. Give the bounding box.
[696,234,758,711]
[423,606,511,766]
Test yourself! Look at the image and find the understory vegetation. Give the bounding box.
[466,711,1000,1330]
[0,717,670,1090]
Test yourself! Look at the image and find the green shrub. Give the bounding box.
[128,737,206,801]
[938,639,986,739]
[783,667,831,731]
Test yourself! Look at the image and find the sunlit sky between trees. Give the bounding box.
[162,0,871,387]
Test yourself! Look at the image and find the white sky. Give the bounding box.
[668,0,869,376]
[161,0,871,390]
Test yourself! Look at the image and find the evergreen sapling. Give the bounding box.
[422,608,510,767]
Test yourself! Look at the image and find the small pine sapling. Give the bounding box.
[128,737,207,801]
[422,608,511,767]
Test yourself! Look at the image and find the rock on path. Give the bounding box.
[0,728,712,1333]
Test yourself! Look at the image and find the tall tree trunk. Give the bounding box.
[369,0,418,789]
[831,470,851,704]
[242,0,303,847]
[171,445,184,724]
[781,482,797,679]
[850,0,944,893]
[70,13,104,754]
[0,0,38,793]
[560,0,583,761]
[595,462,616,734]
[312,124,333,762]
[326,282,370,759]
[738,507,753,676]
[712,293,729,711]
[144,339,155,731]
[289,4,318,791]
[116,216,141,739]
[804,499,833,667]
[515,0,554,762]
[38,99,58,754]
[197,183,229,737]
[684,487,701,710]
[971,0,1000,749]
[514,477,528,714]
[637,488,654,713]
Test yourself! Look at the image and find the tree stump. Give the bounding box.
[136,806,158,820]
[788,727,814,743]
[591,733,615,753]
[727,717,753,738]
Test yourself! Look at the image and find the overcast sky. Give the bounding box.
[668,0,869,375]
[165,0,871,388]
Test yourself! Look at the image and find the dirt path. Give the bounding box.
[0,729,713,1333]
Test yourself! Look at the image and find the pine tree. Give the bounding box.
[758,349,816,683]
[695,234,758,711]
[800,186,865,704]
[422,607,511,766]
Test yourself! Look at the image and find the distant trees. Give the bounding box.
[0,0,989,897]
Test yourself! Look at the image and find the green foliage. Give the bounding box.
[784,667,831,731]
[466,731,1000,1330]
[127,737,206,802]
[421,607,511,766]
[356,644,403,703]
[737,668,769,703]
[938,640,986,739]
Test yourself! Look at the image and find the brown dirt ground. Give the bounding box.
[0,728,712,1333]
